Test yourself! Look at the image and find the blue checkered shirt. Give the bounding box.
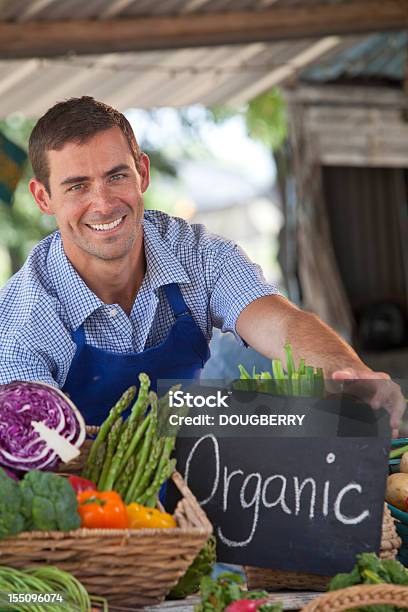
[0,210,279,388]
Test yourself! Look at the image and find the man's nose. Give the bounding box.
[90,182,113,210]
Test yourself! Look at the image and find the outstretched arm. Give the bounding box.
[236,295,406,431]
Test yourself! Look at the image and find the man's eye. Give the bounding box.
[110,173,126,181]
[68,184,84,192]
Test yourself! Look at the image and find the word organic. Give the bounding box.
[185,435,371,548]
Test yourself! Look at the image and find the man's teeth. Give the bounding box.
[89,217,123,231]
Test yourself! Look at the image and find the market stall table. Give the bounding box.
[92,590,321,611]
[146,592,320,610]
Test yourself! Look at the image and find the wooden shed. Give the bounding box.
[279,33,408,372]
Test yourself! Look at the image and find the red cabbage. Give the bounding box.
[0,381,85,472]
[2,466,19,480]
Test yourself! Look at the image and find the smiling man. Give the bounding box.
[0,97,405,429]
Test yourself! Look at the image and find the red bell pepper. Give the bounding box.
[68,475,97,494]
[225,600,268,612]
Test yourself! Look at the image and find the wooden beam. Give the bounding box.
[0,0,407,59]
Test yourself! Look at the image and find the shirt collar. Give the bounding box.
[143,215,191,290]
[47,218,191,330]
[48,232,104,331]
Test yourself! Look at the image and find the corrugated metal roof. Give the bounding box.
[0,37,350,116]
[0,0,351,21]
[0,0,375,115]
[301,32,408,82]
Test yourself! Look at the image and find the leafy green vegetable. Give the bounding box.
[328,553,408,612]
[195,572,282,611]
[237,343,325,398]
[20,470,80,532]
[168,535,216,599]
[0,468,25,538]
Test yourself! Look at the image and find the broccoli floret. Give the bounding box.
[329,553,408,612]
[327,566,361,591]
[0,467,25,538]
[381,559,408,586]
[20,471,80,532]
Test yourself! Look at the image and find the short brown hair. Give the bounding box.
[29,96,142,194]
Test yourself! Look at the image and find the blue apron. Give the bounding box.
[63,283,210,425]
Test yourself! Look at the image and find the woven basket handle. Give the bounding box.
[172,470,213,532]
[301,584,408,611]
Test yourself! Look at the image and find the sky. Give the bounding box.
[126,106,276,191]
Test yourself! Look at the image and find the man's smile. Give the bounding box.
[86,215,126,233]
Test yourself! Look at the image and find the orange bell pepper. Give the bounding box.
[77,490,129,529]
[127,503,176,529]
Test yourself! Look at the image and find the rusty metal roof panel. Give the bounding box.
[0,0,362,21]
[302,32,408,82]
[0,0,364,115]
[0,34,348,115]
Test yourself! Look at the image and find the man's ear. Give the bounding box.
[29,178,54,215]
[139,153,150,193]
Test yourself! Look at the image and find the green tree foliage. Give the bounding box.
[209,87,287,151]
[245,89,287,150]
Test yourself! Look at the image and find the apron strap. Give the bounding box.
[163,283,191,318]
[71,324,86,348]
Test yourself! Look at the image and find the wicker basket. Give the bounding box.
[388,437,408,566]
[245,504,401,592]
[0,428,213,608]
[300,584,408,611]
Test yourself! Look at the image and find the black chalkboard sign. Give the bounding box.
[165,388,391,576]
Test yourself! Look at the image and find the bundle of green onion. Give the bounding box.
[0,565,108,611]
[238,343,325,397]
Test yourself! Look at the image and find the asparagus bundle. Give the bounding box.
[82,374,178,507]
[238,342,325,398]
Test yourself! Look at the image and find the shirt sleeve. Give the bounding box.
[0,340,59,388]
[208,242,280,345]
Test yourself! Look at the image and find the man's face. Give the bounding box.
[30,127,149,264]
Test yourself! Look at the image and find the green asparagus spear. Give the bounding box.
[291,372,300,396]
[238,365,251,379]
[128,373,151,428]
[305,366,315,397]
[128,435,175,504]
[285,342,296,378]
[131,437,165,500]
[314,367,325,397]
[272,358,287,395]
[125,392,158,503]
[141,458,177,507]
[88,440,106,484]
[299,374,308,397]
[98,416,123,490]
[82,385,136,479]
[114,454,136,497]
[102,376,151,490]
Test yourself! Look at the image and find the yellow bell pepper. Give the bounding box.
[126,503,176,529]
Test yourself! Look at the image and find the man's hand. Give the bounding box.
[332,368,406,437]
